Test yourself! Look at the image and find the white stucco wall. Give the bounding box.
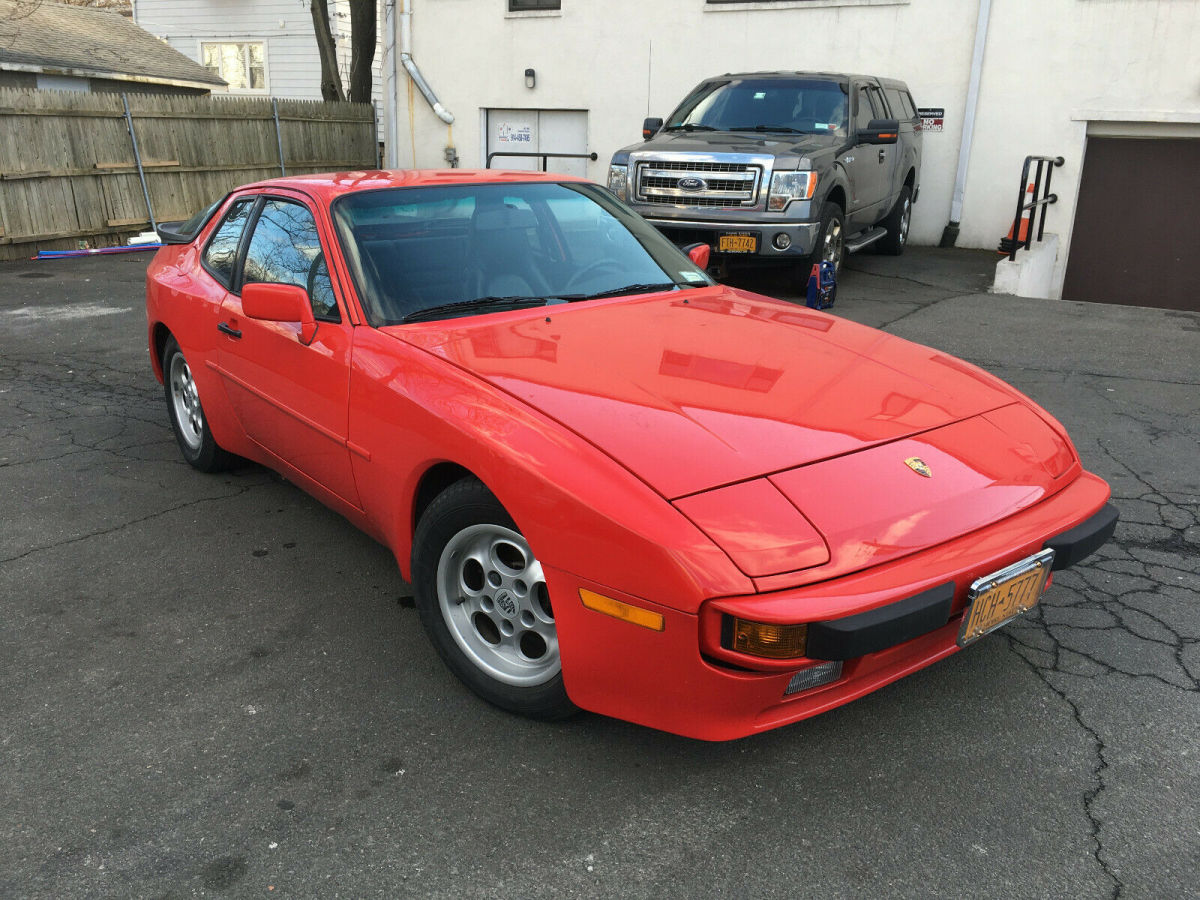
[392,0,1200,271]
[962,0,1200,294]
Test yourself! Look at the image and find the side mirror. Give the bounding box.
[859,118,899,145]
[643,117,663,141]
[155,221,192,245]
[682,242,711,270]
[241,282,317,344]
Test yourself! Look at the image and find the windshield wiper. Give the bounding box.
[401,296,545,323]
[727,124,804,134]
[558,282,681,302]
[663,123,720,132]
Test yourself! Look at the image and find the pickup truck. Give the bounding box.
[608,72,922,282]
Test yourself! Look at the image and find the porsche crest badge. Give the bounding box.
[904,456,933,478]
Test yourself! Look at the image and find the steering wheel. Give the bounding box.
[563,259,627,293]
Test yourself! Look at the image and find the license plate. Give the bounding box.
[957,549,1055,647]
[718,233,758,253]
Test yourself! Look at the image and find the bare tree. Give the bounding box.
[347,0,375,103]
[310,0,375,103]
[310,0,345,102]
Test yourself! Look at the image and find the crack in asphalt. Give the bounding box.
[0,487,262,567]
[843,264,991,294]
[872,291,972,330]
[1005,630,1124,899]
[0,352,273,565]
[1001,426,1198,898]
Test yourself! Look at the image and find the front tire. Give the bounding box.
[411,478,577,720]
[877,185,912,256]
[801,203,845,285]
[162,335,231,472]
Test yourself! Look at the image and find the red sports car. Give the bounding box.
[146,170,1117,740]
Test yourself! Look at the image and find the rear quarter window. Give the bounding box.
[885,88,918,121]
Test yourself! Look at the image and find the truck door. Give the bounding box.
[845,82,891,228]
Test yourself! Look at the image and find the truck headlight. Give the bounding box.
[768,171,817,211]
[608,164,629,199]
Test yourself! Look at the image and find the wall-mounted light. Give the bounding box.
[524,68,536,89]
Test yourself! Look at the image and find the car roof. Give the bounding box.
[713,71,908,88]
[237,168,591,201]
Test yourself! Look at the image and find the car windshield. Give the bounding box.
[332,181,714,326]
[667,78,849,136]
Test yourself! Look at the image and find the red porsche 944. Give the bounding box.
[145,170,1117,740]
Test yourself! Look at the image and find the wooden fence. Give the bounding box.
[0,88,378,260]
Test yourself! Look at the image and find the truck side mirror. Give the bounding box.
[643,117,664,141]
[681,242,711,270]
[859,118,900,145]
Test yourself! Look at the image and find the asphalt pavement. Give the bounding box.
[1,246,1197,899]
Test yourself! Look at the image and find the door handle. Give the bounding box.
[217,322,242,339]
[878,149,887,163]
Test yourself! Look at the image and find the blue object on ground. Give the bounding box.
[805,260,837,310]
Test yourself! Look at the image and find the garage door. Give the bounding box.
[1063,137,1200,311]
[485,109,589,177]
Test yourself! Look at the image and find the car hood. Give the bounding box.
[618,131,841,165]
[393,286,1025,500]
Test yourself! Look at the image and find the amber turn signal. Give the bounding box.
[579,589,665,632]
[731,618,808,659]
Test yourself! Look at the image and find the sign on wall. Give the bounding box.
[918,108,945,133]
[496,122,534,145]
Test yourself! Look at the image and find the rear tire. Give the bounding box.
[162,336,231,473]
[877,185,912,256]
[412,477,577,721]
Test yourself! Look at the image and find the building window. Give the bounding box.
[509,0,560,10]
[201,41,267,92]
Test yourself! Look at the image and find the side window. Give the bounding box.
[202,198,255,288]
[853,86,877,132]
[242,199,339,321]
[885,88,917,122]
[869,87,888,120]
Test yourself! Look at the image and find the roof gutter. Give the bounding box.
[0,61,223,92]
[399,0,454,126]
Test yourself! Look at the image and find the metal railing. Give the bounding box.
[1001,155,1064,260]
[486,151,598,171]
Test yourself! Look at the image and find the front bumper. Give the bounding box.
[642,215,820,259]
[550,471,1114,741]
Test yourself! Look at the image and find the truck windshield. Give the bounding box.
[666,78,848,136]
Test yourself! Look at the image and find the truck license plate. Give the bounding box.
[957,549,1055,647]
[718,233,757,254]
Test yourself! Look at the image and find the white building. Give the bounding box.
[386,0,1198,310]
[131,0,383,110]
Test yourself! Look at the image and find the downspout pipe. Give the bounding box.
[399,0,454,125]
[940,0,992,248]
[383,0,398,168]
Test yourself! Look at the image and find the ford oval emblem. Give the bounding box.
[677,176,706,192]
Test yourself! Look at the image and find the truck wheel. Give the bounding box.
[805,204,845,280]
[877,186,912,256]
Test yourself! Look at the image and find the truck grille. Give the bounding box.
[634,160,762,209]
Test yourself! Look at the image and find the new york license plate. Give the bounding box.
[718,232,758,253]
[957,549,1055,647]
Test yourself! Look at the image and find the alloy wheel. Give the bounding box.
[435,523,559,686]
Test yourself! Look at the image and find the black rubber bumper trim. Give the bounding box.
[1043,502,1120,571]
[807,581,956,662]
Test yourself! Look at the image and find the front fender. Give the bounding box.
[346,327,753,612]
